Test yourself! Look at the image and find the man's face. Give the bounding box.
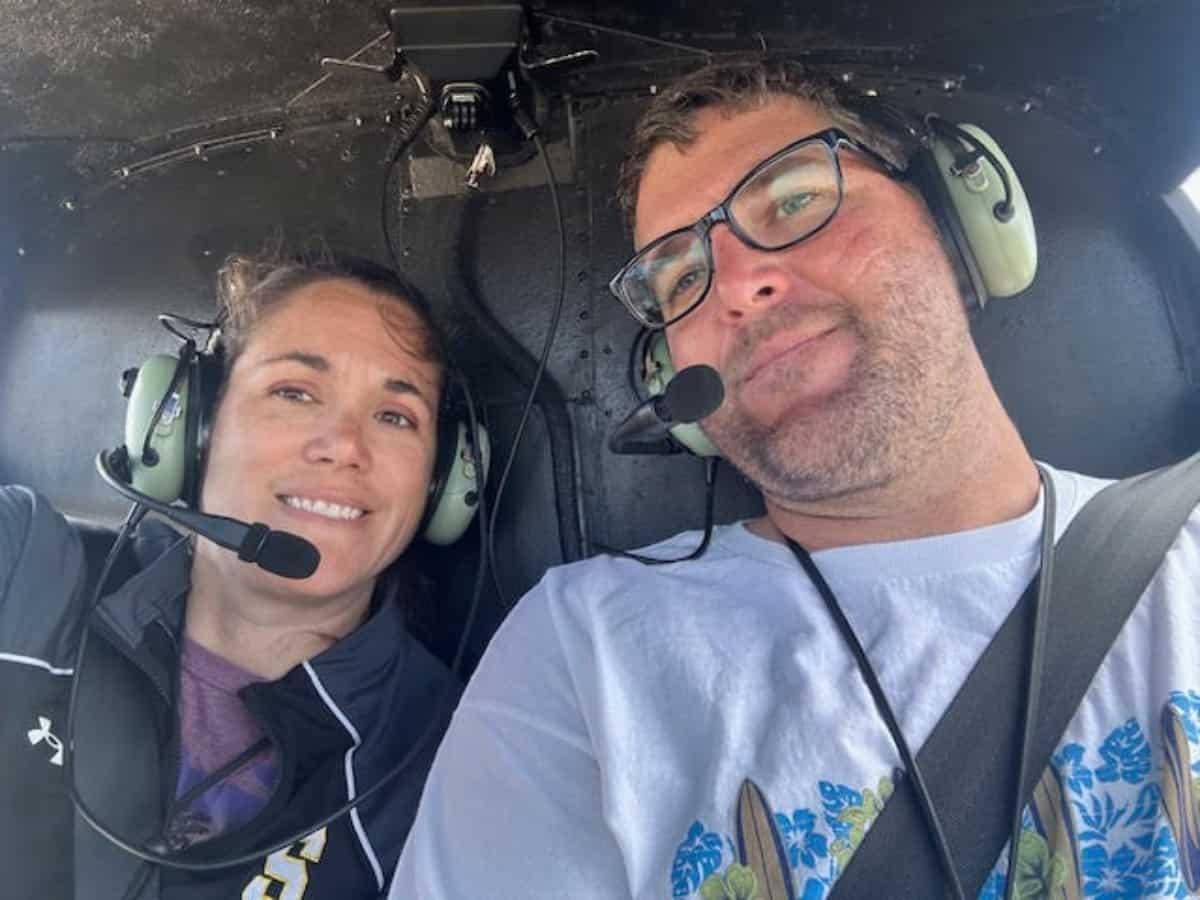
[634,97,975,503]
[199,278,441,600]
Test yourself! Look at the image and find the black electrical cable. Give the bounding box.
[927,115,1015,221]
[138,342,193,466]
[786,466,1056,900]
[598,457,720,565]
[485,132,568,610]
[1004,466,1056,900]
[69,374,492,872]
[786,538,969,900]
[627,326,653,401]
[382,65,436,271]
[534,12,713,60]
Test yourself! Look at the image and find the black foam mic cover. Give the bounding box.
[608,364,725,454]
[251,530,321,580]
[656,364,725,424]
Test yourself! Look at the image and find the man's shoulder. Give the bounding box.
[498,522,782,647]
[538,522,775,594]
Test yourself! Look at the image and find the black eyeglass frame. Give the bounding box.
[609,127,901,329]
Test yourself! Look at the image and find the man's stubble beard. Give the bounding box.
[702,271,972,504]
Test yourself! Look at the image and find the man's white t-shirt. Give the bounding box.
[391,464,1200,899]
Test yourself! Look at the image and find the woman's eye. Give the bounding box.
[272,386,314,403]
[377,410,414,429]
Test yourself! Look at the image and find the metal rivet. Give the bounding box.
[840,72,854,83]
[353,115,364,127]
[1021,99,1035,113]
[201,248,212,257]
[340,148,354,162]
[864,88,879,97]
[1092,144,1104,156]
[16,247,26,257]
[61,198,77,211]
[119,166,131,178]
[193,144,203,157]
[649,84,658,95]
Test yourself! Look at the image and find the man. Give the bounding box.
[391,61,1200,899]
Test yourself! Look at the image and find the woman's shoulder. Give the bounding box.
[0,485,89,660]
[0,485,80,572]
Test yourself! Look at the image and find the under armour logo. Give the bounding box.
[27,716,64,766]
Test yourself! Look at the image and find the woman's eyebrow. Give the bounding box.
[259,350,329,371]
[383,378,427,402]
[258,351,429,402]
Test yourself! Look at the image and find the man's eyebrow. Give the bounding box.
[259,351,429,402]
[738,157,825,198]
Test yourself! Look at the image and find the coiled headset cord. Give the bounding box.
[598,457,721,565]
[786,465,1055,900]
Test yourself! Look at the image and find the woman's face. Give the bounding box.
[199,277,441,601]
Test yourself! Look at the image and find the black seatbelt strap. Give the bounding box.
[828,453,1200,899]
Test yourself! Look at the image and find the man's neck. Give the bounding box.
[184,550,373,681]
[753,393,1041,552]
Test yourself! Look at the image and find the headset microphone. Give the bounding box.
[96,449,321,579]
[609,363,725,454]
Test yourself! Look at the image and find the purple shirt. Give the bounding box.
[165,637,279,849]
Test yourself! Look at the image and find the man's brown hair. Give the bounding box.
[615,59,910,234]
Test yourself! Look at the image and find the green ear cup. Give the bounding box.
[123,353,191,503]
[644,332,722,458]
[930,124,1038,299]
[423,421,491,546]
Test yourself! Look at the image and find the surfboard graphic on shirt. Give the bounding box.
[671,694,1200,900]
[1160,703,1200,890]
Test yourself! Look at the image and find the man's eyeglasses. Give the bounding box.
[609,128,899,329]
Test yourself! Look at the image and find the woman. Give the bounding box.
[1,252,463,899]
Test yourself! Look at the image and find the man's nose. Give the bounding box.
[706,226,795,322]
[305,413,371,469]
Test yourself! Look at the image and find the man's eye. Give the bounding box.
[669,268,704,299]
[377,410,414,429]
[273,387,314,403]
[773,192,817,218]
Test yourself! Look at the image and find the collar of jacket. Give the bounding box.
[89,519,448,734]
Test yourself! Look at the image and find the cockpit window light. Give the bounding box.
[1166,164,1200,249]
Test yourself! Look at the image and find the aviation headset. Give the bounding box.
[640,100,1039,458]
[114,272,489,546]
